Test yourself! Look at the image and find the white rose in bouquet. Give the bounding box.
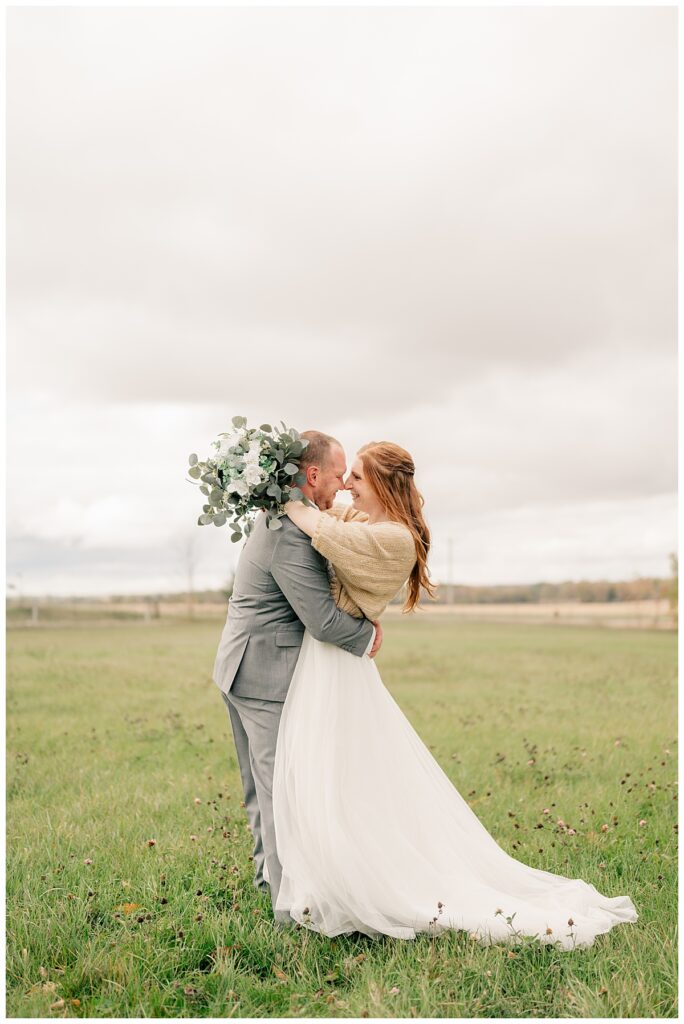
[244,463,264,487]
[227,477,250,497]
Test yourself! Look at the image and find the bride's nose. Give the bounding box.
[344,474,353,490]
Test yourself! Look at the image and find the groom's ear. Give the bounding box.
[306,465,319,486]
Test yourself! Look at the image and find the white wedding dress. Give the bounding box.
[272,632,638,950]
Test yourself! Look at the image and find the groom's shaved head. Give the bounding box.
[299,430,342,470]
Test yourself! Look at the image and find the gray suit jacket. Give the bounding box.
[212,514,374,702]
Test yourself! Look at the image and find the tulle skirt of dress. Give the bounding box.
[272,633,638,950]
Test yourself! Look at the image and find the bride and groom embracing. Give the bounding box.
[212,430,638,949]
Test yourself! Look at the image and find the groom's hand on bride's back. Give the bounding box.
[368,620,383,659]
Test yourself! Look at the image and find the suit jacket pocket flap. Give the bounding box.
[275,628,304,647]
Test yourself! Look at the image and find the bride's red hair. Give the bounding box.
[357,442,437,612]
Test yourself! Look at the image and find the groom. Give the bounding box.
[212,430,382,923]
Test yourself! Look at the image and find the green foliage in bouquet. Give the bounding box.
[187,417,311,542]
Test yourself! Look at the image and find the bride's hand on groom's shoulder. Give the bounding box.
[283,499,321,539]
[282,499,304,521]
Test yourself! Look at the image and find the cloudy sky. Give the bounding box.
[7,5,677,597]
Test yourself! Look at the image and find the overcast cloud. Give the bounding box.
[7,6,676,596]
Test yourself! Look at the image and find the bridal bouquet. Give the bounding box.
[187,417,310,541]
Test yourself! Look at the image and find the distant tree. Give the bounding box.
[221,572,235,603]
[176,533,199,617]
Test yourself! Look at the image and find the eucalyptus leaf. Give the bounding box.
[188,465,201,479]
[288,487,304,501]
[230,531,242,543]
[267,483,282,501]
[189,453,198,466]
[200,485,210,496]
[232,415,247,428]
[210,488,224,505]
[260,423,272,432]
[213,513,227,526]
[283,463,298,475]
[266,517,283,530]
[198,513,213,525]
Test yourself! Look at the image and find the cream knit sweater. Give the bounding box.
[311,503,417,620]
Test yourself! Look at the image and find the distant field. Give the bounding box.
[7,598,675,630]
[6,618,677,1017]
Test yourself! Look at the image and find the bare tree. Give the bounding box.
[221,571,235,604]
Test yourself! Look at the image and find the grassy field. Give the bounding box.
[6,616,677,1017]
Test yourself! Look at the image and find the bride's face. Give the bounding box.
[345,457,384,518]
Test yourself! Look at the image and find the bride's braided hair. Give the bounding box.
[357,441,436,612]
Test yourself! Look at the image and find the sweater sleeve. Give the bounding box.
[311,515,416,598]
[323,503,370,524]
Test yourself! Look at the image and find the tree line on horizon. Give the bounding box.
[46,573,672,606]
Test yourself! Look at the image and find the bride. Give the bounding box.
[272,441,638,950]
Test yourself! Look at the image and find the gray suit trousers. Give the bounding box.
[221,690,292,924]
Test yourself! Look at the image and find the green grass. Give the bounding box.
[6,617,677,1017]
